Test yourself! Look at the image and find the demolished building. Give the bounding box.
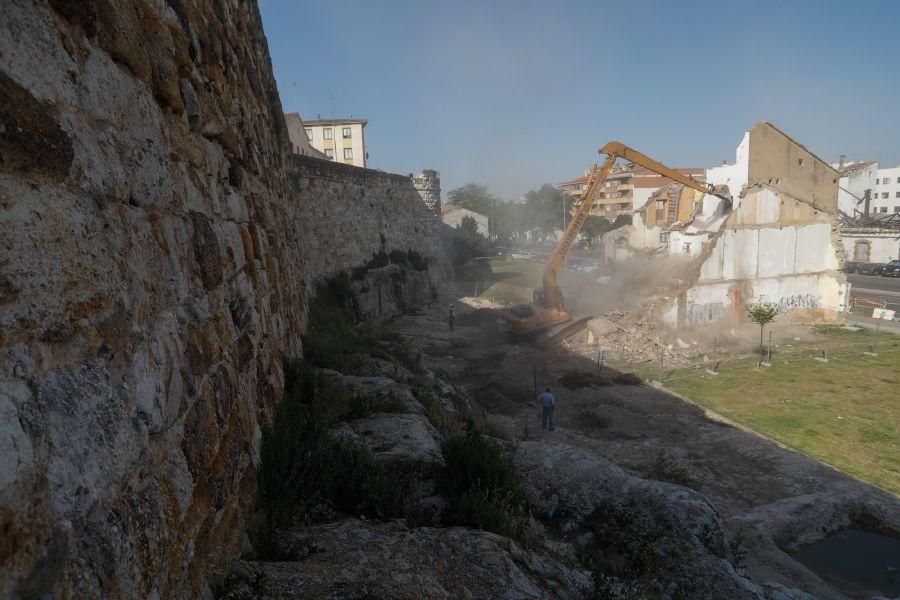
[620,122,848,328]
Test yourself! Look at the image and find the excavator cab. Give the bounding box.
[532,286,563,308]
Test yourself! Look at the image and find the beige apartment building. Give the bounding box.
[284,112,328,159]
[560,163,703,221]
[302,117,368,167]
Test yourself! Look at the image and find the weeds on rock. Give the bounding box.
[256,362,410,543]
[728,527,748,572]
[652,450,692,487]
[438,428,532,545]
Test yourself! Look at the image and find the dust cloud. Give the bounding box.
[565,254,693,316]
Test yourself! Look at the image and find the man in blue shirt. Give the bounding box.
[538,387,556,431]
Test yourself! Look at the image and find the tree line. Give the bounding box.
[446,182,630,249]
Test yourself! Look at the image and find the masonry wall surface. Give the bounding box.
[0,3,312,597]
[289,155,444,288]
[747,122,839,214]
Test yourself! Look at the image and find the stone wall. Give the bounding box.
[0,1,306,597]
[289,155,444,288]
[0,3,447,597]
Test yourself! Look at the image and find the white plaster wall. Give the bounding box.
[443,208,488,236]
[668,231,706,258]
[633,187,654,211]
[838,162,877,215]
[721,229,759,280]
[842,233,900,263]
[757,226,796,278]
[795,224,839,271]
[627,212,663,250]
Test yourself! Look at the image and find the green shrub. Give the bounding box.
[388,249,410,266]
[366,249,390,270]
[438,430,529,543]
[256,363,409,531]
[301,305,365,373]
[406,250,428,271]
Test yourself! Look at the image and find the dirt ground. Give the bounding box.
[392,282,900,597]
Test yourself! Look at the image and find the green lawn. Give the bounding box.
[661,327,900,494]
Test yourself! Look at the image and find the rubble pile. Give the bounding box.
[581,312,704,367]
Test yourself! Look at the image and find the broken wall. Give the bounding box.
[668,185,847,328]
[747,122,839,214]
[663,124,845,328]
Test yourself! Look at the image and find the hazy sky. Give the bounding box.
[260,0,900,200]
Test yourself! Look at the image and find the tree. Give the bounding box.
[747,301,778,362]
[447,183,496,216]
[579,216,612,248]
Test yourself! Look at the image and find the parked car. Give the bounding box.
[859,262,886,275]
[880,260,900,277]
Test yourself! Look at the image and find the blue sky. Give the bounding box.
[260,0,900,199]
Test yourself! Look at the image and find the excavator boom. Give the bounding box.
[504,140,731,338]
[540,142,727,311]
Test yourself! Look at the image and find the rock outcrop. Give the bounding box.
[515,441,763,599]
[235,519,591,599]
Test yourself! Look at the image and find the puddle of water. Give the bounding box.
[792,529,900,597]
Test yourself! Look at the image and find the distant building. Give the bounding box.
[835,160,877,216]
[284,113,328,159]
[871,165,900,214]
[290,115,368,167]
[442,204,488,237]
[560,164,703,222]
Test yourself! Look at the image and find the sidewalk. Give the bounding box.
[846,314,900,335]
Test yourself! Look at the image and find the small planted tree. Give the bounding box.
[747,300,778,361]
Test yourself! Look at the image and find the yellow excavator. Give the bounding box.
[503,141,731,337]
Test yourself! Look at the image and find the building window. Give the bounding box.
[883,192,889,199]
[659,232,670,243]
[305,128,312,140]
[797,158,804,167]
[896,177,900,183]
[895,207,900,213]
[324,148,334,159]
[343,148,353,160]
[342,127,351,138]
[323,128,333,140]
[896,192,900,198]
[881,206,888,213]
[853,240,871,261]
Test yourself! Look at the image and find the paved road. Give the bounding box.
[848,273,900,312]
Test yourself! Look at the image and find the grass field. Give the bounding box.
[660,327,900,494]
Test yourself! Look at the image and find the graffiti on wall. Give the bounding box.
[685,302,726,325]
[778,294,819,311]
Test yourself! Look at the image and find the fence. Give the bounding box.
[537,325,898,392]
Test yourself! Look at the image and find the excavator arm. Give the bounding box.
[540,141,728,311]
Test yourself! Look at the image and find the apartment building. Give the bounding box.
[284,112,328,159]
[560,164,703,222]
[286,115,368,167]
[871,165,900,214]
[558,165,631,220]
